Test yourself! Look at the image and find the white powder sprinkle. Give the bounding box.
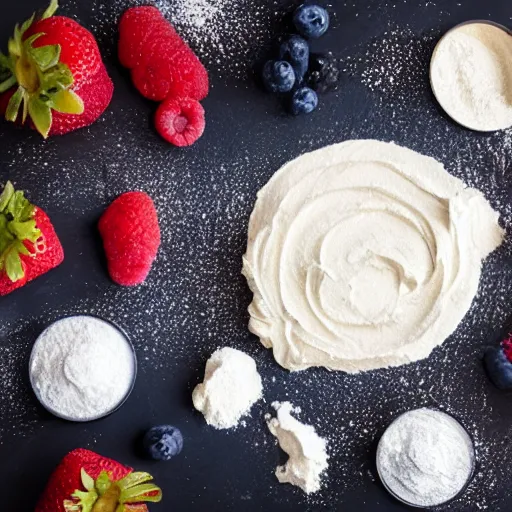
[1,4,512,510]
[29,316,136,421]
[89,0,281,79]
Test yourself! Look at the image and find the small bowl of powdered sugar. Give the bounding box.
[430,20,512,132]
[376,408,476,508]
[29,315,137,422]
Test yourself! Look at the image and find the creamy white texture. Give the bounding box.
[242,140,504,372]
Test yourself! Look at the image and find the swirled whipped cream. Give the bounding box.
[242,140,504,372]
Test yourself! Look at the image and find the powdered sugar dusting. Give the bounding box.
[89,0,282,79]
[1,1,512,510]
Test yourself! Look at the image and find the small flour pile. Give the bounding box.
[192,347,262,429]
[266,402,329,494]
[30,316,136,421]
[377,408,475,507]
[431,23,512,131]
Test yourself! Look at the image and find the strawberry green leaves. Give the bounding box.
[42,0,59,21]
[81,468,96,492]
[29,43,61,72]
[28,97,52,138]
[0,53,15,93]
[0,181,41,283]
[0,0,84,138]
[64,469,163,512]
[0,181,14,211]
[48,89,84,115]
[6,86,23,121]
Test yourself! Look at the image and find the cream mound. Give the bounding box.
[192,347,263,429]
[267,401,328,494]
[242,140,504,373]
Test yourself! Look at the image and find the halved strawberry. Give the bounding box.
[0,181,63,296]
[154,97,205,147]
[36,448,162,512]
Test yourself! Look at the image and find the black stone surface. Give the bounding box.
[0,0,511,511]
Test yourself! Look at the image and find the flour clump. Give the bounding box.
[192,347,263,429]
[266,401,328,494]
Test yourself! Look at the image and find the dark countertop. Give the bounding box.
[0,0,511,510]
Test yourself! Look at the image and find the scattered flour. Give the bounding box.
[266,401,329,494]
[1,2,512,510]
[377,408,475,507]
[29,316,136,421]
[192,347,262,429]
[431,23,512,131]
[89,0,280,79]
[342,27,437,103]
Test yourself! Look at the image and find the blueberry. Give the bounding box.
[484,347,512,390]
[143,425,184,461]
[293,4,330,39]
[291,86,318,115]
[279,36,309,83]
[306,53,340,93]
[262,60,296,93]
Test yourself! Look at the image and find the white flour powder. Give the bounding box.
[266,402,329,494]
[431,23,512,131]
[377,408,475,507]
[192,347,262,429]
[30,316,136,421]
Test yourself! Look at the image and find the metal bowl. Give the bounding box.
[29,315,137,422]
[430,20,512,132]
[376,408,476,509]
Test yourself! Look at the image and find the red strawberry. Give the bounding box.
[155,97,205,147]
[0,181,64,297]
[0,0,113,138]
[36,448,162,512]
[98,192,161,286]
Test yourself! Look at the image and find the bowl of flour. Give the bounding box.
[376,408,476,508]
[430,20,512,132]
[29,315,137,422]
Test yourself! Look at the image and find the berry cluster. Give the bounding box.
[119,6,209,147]
[484,335,512,390]
[261,4,339,115]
